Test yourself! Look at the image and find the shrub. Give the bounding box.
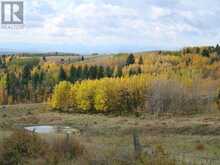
[0,130,47,165]
[146,80,211,114]
[136,144,185,165]
[195,143,205,151]
[147,80,187,114]
[0,131,86,165]
[50,136,85,160]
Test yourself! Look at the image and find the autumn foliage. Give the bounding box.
[50,75,150,113]
[0,47,220,114]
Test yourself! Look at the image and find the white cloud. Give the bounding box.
[150,6,171,19]
[0,0,220,53]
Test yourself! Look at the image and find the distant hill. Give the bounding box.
[0,51,17,55]
[0,51,82,57]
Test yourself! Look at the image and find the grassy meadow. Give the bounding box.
[1,103,220,164]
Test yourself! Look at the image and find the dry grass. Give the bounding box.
[1,104,220,164]
[0,130,48,165]
[0,130,86,165]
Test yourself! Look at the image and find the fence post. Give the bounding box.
[66,132,70,144]
[133,130,142,159]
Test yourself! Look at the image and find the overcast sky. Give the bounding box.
[0,0,220,53]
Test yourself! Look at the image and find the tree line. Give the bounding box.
[0,54,143,105]
[182,44,220,57]
[50,75,149,114]
[1,49,220,108]
[50,76,212,114]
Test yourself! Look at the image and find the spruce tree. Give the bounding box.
[138,56,144,65]
[105,66,113,77]
[39,71,44,83]
[0,58,2,68]
[216,44,220,56]
[69,65,77,83]
[126,54,135,65]
[128,68,134,76]
[58,66,66,81]
[201,49,210,57]
[82,65,89,79]
[88,66,98,79]
[137,66,142,74]
[97,66,104,79]
[32,72,40,89]
[7,72,17,97]
[76,66,82,80]
[21,64,31,85]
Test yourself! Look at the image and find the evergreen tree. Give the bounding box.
[76,66,82,80]
[88,66,98,79]
[97,66,104,79]
[105,66,113,77]
[94,66,98,79]
[82,65,89,79]
[39,71,44,83]
[128,68,134,76]
[208,46,215,54]
[69,65,77,83]
[58,66,66,81]
[32,72,40,89]
[216,44,220,56]
[7,72,17,99]
[5,72,9,94]
[201,49,210,57]
[138,56,144,65]
[137,66,142,74]
[21,65,31,85]
[0,58,2,68]
[88,66,93,79]
[126,54,135,65]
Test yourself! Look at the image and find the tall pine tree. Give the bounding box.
[201,49,210,57]
[138,56,144,65]
[82,65,89,79]
[69,65,77,83]
[126,54,135,65]
[216,44,220,56]
[76,66,82,80]
[88,66,98,79]
[58,66,66,81]
[105,66,113,77]
[21,65,31,85]
[97,66,104,79]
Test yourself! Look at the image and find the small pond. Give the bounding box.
[24,125,80,135]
